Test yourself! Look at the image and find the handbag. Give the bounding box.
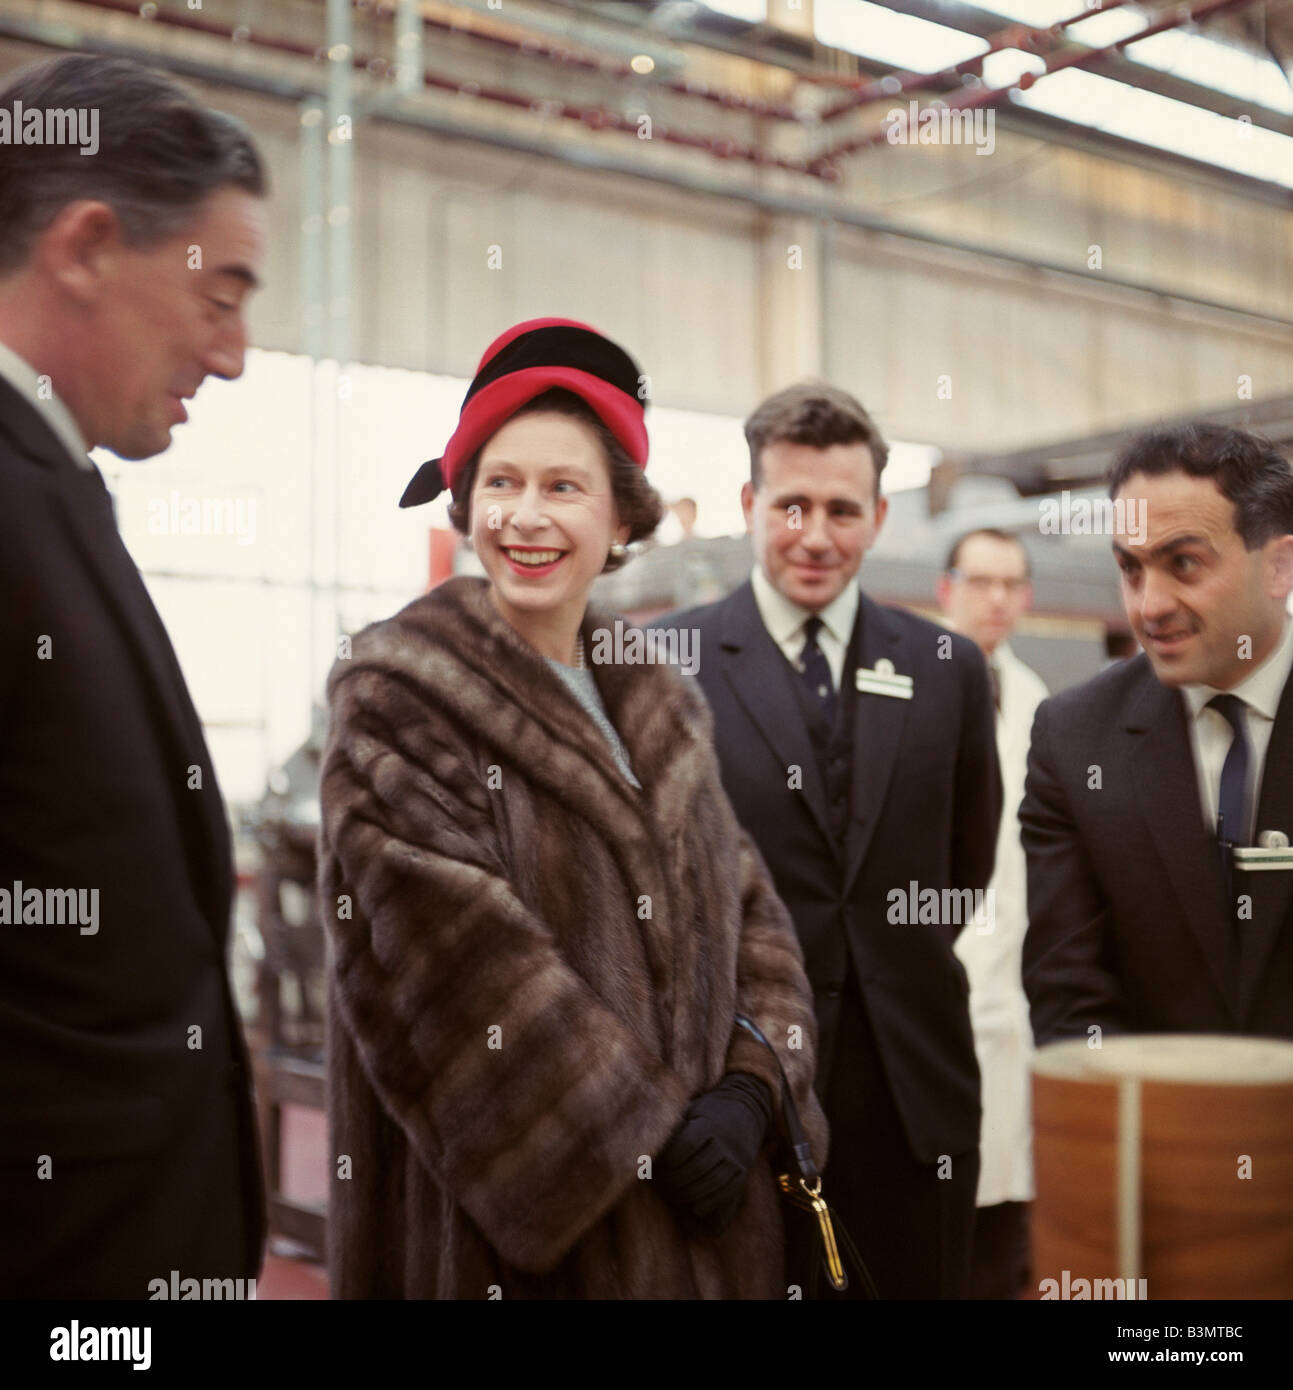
[735,1012,878,1299]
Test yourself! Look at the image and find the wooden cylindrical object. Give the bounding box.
[1032,1034,1293,1299]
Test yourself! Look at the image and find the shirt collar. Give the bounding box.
[750,562,860,649]
[1181,614,1293,724]
[940,622,1009,669]
[0,337,93,470]
[991,640,1032,683]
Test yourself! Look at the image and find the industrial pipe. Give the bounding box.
[811,0,1266,171]
[4,0,1288,321]
[66,0,831,178]
[817,0,1140,120]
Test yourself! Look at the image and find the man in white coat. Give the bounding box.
[938,528,1048,1299]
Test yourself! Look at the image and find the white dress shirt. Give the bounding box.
[749,563,860,691]
[1180,615,1293,843]
[953,639,1049,1207]
[0,337,93,470]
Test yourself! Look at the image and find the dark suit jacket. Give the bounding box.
[1021,652,1293,1045]
[0,375,265,1297]
[668,581,1001,1162]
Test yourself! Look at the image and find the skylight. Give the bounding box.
[1013,66,1293,189]
[1128,26,1293,115]
[980,47,1046,90]
[702,0,769,22]
[980,1,1293,115]
[812,1,1293,187]
[814,0,989,73]
[1065,8,1146,48]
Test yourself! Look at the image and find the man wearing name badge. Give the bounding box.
[1022,423,1293,1048]
[0,55,268,1296]
[937,529,1048,1300]
[665,382,1002,1299]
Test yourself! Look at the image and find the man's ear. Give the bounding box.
[1267,533,1293,601]
[740,480,755,535]
[872,494,889,538]
[38,199,122,305]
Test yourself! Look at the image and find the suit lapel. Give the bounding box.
[843,593,911,897]
[716,582,836,856]
[1236,667,1293,1023]
[0,382,232,943]
[1126,670,1237,1019]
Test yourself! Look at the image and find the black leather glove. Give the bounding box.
[655,1071,773,1239]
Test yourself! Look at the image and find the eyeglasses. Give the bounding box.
[948,571,1029,594]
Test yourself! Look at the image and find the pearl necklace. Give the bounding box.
[576,634,586,670]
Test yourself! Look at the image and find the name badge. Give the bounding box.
[1234,830,1293,872]
[855,658,914,700]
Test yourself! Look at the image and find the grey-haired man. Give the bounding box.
[0,54,268,1297]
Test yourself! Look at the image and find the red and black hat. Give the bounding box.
[399,317,649,507]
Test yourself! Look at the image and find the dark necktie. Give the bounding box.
[797,615,836,724]
[1209,693,1251,852]
[988,659,1002,713]
[1209,693,1251,918]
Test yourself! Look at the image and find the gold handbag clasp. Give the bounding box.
[777,1174,848,1292]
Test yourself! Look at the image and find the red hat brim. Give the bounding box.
[445,367,647,483]
[399,322,649,509]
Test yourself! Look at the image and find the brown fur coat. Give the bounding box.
[319,576,828,1299]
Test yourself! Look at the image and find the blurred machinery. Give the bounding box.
[241,707,329,1259]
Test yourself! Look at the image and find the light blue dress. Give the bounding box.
[545,659,642,790]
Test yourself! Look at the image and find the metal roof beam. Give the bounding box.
[964,392,1293,491]
[892,0,1292,134]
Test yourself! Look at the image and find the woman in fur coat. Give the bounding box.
[319,319,828,1299]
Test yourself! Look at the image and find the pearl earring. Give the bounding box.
[609,540,627,559]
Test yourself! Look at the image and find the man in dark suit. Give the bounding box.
[1023,423,1293,1045]
[666,382,1001,1298]
[0,54,268,1297]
